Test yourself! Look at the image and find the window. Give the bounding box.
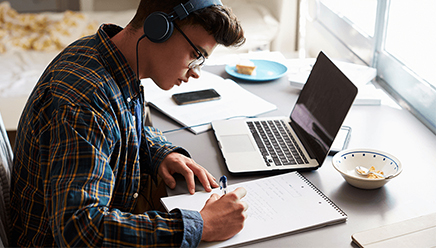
[384,1,436,86]
[320,0,377,38]
[309,0,436,133]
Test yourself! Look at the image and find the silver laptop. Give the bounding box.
[211,52,358,174]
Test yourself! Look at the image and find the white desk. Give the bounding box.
[152,65,436,247]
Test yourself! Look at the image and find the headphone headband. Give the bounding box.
[173,0,223,20]
[143,0,223,43]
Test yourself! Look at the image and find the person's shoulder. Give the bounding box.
[58,34,102,70]
[34,27,124,109]
[38,43,108,107]
[49,34,106,81]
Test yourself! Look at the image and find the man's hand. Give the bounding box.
[200,187,248,241]
[158,152,219,194]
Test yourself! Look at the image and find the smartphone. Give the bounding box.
[172,89,221,105]
[329,126,352,155]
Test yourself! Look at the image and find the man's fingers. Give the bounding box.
[194,169,212,192]
[232,187,247,199]
[241,199,249,212]
[208,193,220,202]
[159,153,220,194]
[179,169,196,194]
[208,172,219,188]
[186,159,215,192]
[160,169,176,189]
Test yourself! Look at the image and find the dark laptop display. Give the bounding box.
[290,52,359,166]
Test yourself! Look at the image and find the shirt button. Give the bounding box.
[133,193,139,199]
[127,97,131,103]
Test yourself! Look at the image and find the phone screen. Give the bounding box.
[172,89,221,105]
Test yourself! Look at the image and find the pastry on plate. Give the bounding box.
[236,60,256,75]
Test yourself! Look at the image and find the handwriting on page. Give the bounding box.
[160,172,347,248]
[242,177,303,222]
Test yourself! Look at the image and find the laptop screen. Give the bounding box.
[290,52,358,164]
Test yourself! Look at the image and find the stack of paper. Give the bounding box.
[352,212,436,247]
[142,71,277,134]
[287,58,381,106]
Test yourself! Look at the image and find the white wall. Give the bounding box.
[80,0,299,56]
[258,0,299,55]
[80,0,139,11]
[1,0,80,12]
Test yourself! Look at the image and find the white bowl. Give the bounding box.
[332,148,402,189]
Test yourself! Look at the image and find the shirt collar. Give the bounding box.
[95,24,141,105]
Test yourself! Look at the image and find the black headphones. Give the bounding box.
[143,0,223,43]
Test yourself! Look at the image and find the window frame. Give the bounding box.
[311,0,436,134]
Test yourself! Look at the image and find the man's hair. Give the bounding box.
[129,0,245,47]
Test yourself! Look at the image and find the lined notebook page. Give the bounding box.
[161,172,347,247]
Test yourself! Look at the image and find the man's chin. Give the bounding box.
[154,82,177,91]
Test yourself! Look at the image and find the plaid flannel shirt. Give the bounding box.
[10,24,203,247]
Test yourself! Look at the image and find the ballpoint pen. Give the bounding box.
[219,175,227,195]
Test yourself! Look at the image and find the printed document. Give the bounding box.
[142,71,277,134]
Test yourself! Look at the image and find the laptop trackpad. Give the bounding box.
[220,135,255,153]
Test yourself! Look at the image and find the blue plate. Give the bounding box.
[225,60,288,81]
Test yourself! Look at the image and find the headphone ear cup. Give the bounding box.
[143,12,174,43]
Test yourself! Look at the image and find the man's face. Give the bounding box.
[144,24,217,90]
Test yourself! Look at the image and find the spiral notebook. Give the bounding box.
[160,172,347,247]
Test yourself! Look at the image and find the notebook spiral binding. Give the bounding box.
[296,172,347,217]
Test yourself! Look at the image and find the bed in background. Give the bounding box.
[0,0,280,131]
[0,2,138,131]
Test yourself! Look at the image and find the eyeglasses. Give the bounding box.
[174,23,206,70]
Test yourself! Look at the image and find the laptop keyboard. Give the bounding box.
[247,120,309,167]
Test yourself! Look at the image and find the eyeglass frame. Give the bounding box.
[173,23,206,70]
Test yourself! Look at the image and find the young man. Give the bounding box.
[9,0,247,246]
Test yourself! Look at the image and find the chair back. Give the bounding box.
[0,113,13,247]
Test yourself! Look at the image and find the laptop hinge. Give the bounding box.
[289,121,319,162]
